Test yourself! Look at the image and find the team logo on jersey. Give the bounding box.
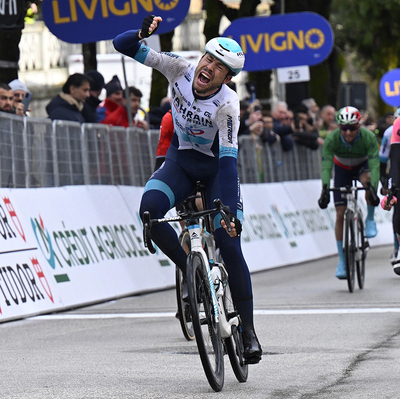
[213,100,220,107]
[187,128,205,136]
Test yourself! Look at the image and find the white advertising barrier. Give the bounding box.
[0,186,178,323]
[0,182,394,323]
[239,180,394,270]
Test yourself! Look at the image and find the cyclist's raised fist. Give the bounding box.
[139,15,162,39]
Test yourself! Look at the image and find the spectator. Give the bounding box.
[301,97,322,129]
[0,83,21,115]
[292,105,324,150]
[239,99,263,136]
[46,73,91,123]
[82,70,105,123]
[319,105,337,138]
[101,86,149,129]
[376,111,394,140]
[148,97,171,128]
[154,109,173,170]
[96,75,124,123]
[247,111,279,147]
[271,101,294,151]
[9,79,30,115]
[361,111,378,134]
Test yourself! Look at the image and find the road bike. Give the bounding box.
[142,184,248,392]
[176,214,194,341]
[328,181,375,292]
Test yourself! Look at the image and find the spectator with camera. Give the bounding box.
[271,101,294,152]
[291,104,324,150]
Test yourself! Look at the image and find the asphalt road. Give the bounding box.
[2,245,400,399]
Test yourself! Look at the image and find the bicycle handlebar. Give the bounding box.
[142,198,231,253]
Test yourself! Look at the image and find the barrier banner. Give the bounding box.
[0,181,393,323]
[0,186,175,323]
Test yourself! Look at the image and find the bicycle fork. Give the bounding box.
[189,224,220,324]
[189,224,239,339]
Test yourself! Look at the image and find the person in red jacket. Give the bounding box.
[154,109,173,170]
[96,75,124,122]
[101,86,148,129]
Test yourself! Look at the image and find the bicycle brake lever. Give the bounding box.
[143,211,156,254]
[213,199,231,232]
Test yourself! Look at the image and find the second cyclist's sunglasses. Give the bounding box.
[339,125,358,132]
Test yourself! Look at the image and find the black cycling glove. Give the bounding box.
[368,185,380,207]
[318,184,330,209]
[229,213,242,236]
[140,14,159,38]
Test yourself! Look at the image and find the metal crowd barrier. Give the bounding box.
[0,112,322,189]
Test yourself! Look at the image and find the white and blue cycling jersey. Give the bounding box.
[380,125,393,163]
[113,30,242,217]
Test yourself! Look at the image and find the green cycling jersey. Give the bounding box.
[321,126,380,189]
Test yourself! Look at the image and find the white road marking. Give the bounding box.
[30,307,400,320]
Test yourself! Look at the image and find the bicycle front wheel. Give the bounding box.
[175,230,195,341]
[345,212,356,293]
[187,252,224,392]
[223,283,248,382]
[356,216,366,289]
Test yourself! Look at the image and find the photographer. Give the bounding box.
[291,105,324,150]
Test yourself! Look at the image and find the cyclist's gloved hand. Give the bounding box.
[229,213,242,236]
[368,185,380,207]
[140,14,159,38]
[318,184,330,209]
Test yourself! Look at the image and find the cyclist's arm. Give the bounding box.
[215,100,241,220]
[321,133,336,188]
[113,30,189,81]
[365,129,380,190]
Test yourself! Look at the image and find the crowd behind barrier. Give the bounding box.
[0,112,322,189]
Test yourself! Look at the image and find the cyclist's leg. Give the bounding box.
[359,164,378,238]
[391,201,400,274]
[209,177,262,362]
[139,159,194,272]
[333,164,352,279]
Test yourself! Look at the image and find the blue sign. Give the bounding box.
[223,12,334,72]
[42,0,190,44]
[380,69,400,107]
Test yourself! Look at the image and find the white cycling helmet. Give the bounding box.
[204,37,245,76]
[336,106,362,125]
[394,108,400,119]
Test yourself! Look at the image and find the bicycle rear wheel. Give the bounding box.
[175,230,195,341]
[356,217,366,289]
[187,252,224,392]
[223,282,248,382]
[345,212,356,293]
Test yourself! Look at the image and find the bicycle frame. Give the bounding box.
[188,218,239,338]
[142,195,238,338]
[329,181,369,291]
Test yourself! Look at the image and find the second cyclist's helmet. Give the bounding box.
[336,106,362,125]
[204,37,245,76]
[394,108,400,119]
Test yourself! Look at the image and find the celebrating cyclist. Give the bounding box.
[318,106,380,279]
[113,15,262,364]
